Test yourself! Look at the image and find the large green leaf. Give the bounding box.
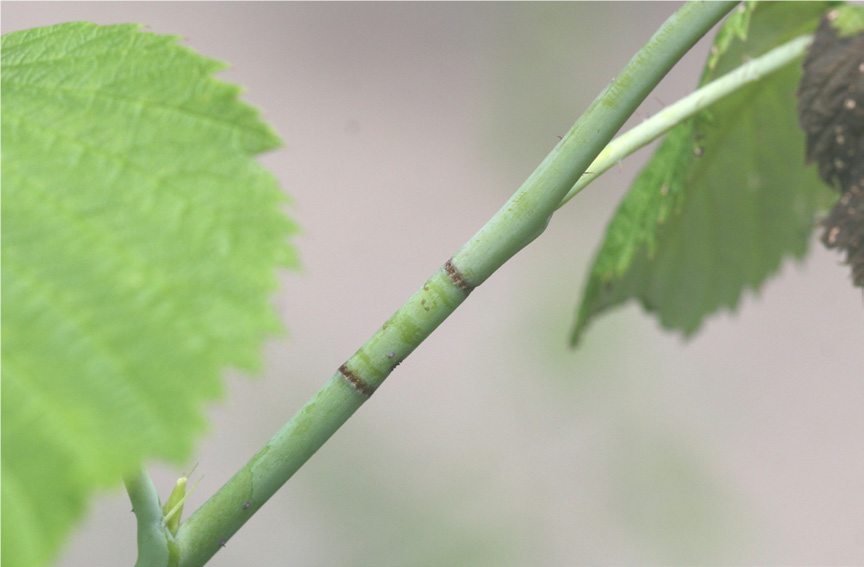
[571,2,837,346]
[1,23,298,567]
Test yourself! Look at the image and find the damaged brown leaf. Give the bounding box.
[797,11,864,288]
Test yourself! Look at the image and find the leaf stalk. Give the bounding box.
[557,33,815,208]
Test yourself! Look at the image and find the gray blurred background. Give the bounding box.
[4,2,863,565]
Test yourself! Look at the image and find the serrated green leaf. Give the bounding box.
[830,3,864,36]
[1,22,299,567]
[706,1,756,72]
[571,2,837,346]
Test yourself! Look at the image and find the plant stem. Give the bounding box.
[556,33,815,209]
[174,2,737,565]
[124,469,172,567]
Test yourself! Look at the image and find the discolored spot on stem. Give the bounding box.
[338,364,376,397]
[444,258,474,295]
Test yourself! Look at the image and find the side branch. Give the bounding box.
[557,34,815,208]
[125,469,172,567]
